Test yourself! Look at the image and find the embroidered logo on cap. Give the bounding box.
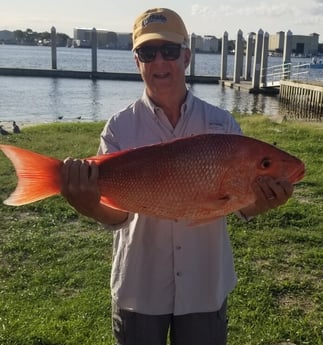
[142,14,167,27]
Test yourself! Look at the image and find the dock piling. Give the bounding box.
[252,29,264,90]
[244,33,254,81]
[260,32,269,86]
[233,30,244,84]
[221,31,228,80]
[190,33,196,76]
[51,27,57,70]
[91,28,97,73]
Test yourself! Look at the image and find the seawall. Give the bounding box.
[0,67,220,84]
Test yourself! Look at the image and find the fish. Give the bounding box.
[0,134,305,223]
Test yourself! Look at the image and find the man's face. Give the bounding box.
[134,40,191,96]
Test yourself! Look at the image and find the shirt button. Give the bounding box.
[176,245,182,250]
[176,271,182,277]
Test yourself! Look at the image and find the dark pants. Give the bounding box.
[112,300,228,345]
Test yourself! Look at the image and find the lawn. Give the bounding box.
[0,116,322,345]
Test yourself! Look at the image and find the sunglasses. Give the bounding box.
[135,43,186,63]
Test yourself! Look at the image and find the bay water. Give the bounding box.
[0,45,320,127]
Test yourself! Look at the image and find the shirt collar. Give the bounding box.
[141,89,193,118]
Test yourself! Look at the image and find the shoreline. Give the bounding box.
[0,120,46,132]
[1,116,322,135]
[0,119,107,134]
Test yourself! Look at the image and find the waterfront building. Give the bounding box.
[72,28,220,52]
[202,35,219,53]
[116,33,132,50]
[269,31,319,56]
[73,28,119,49]
[71,28,320,56]
[194,34,220,53]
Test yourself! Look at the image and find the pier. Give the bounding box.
[279,80,323,120]
[1,27,322,120]
[0,28,314,90]
[0,67,219,84]
[0,27,219,84]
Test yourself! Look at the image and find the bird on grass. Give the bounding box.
[0,125,10,136]
[13,121,21,134]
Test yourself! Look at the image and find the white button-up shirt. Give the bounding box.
[98,90,242,315]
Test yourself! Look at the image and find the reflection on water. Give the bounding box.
[189,83,280,117]
[49,78,62,120]
[90,80,101,121]
[231,91,272,115]
[0,76,281,125]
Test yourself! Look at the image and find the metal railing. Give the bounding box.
[261,63,310,87]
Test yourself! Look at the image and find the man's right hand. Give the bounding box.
[60,158,128,225]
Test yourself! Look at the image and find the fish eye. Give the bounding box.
[261,158,271,169]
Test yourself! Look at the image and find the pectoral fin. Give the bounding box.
[187,194,231,226]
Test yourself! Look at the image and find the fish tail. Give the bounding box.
[0,144,62,206]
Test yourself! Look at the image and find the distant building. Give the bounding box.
[292,33,319,56]
[269,31,285,53]
[194,34,220,53]
[73,28,221,52]
[203,35,219,53]
[269,31,319,56]
[194,35,203,51]
[73,28,115,48]
[117,33,132,50]
[73,28,131,49]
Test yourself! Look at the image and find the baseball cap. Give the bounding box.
[132,8,189,50]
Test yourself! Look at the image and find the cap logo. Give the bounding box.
[142,14,167,28]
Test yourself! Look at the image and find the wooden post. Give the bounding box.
[244,32,254,81]
[190,33,196,76]
[283,30,292,79]
[51,26,57,70]
[233,30,243,84]
[260,32,269,86]
[221,31,228,80]
[283,30,293,64]
[91,28,97,73]
[252,29,264,90]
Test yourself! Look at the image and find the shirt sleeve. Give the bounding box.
[97,116,135,231]
[225,110,243,135]
[98,120,121,155]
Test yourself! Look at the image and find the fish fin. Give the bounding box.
[100,196,124,211]
[187,195,230,226]
[202,194,231,209]
[188,215,221,227]
[0,144,61,206]
[86,150,130,163]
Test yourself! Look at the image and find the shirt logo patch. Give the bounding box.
[208,121,225,131]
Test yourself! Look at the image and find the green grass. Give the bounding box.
[0,117,322,345]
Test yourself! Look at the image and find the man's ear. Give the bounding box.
[184,49,191,69]
[134,55,140,70]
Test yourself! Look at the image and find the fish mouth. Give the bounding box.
[290,164,306,184]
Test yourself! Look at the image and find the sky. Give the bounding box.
[1,0,323,41]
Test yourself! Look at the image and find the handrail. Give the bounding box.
[261,62,310,87]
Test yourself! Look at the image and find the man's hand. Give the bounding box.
[61,158,101,216]
[60,158,128,225]
[240,176,294,219]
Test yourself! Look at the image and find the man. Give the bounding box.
[61,8,294,345]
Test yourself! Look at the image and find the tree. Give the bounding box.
[14,30,24,43]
